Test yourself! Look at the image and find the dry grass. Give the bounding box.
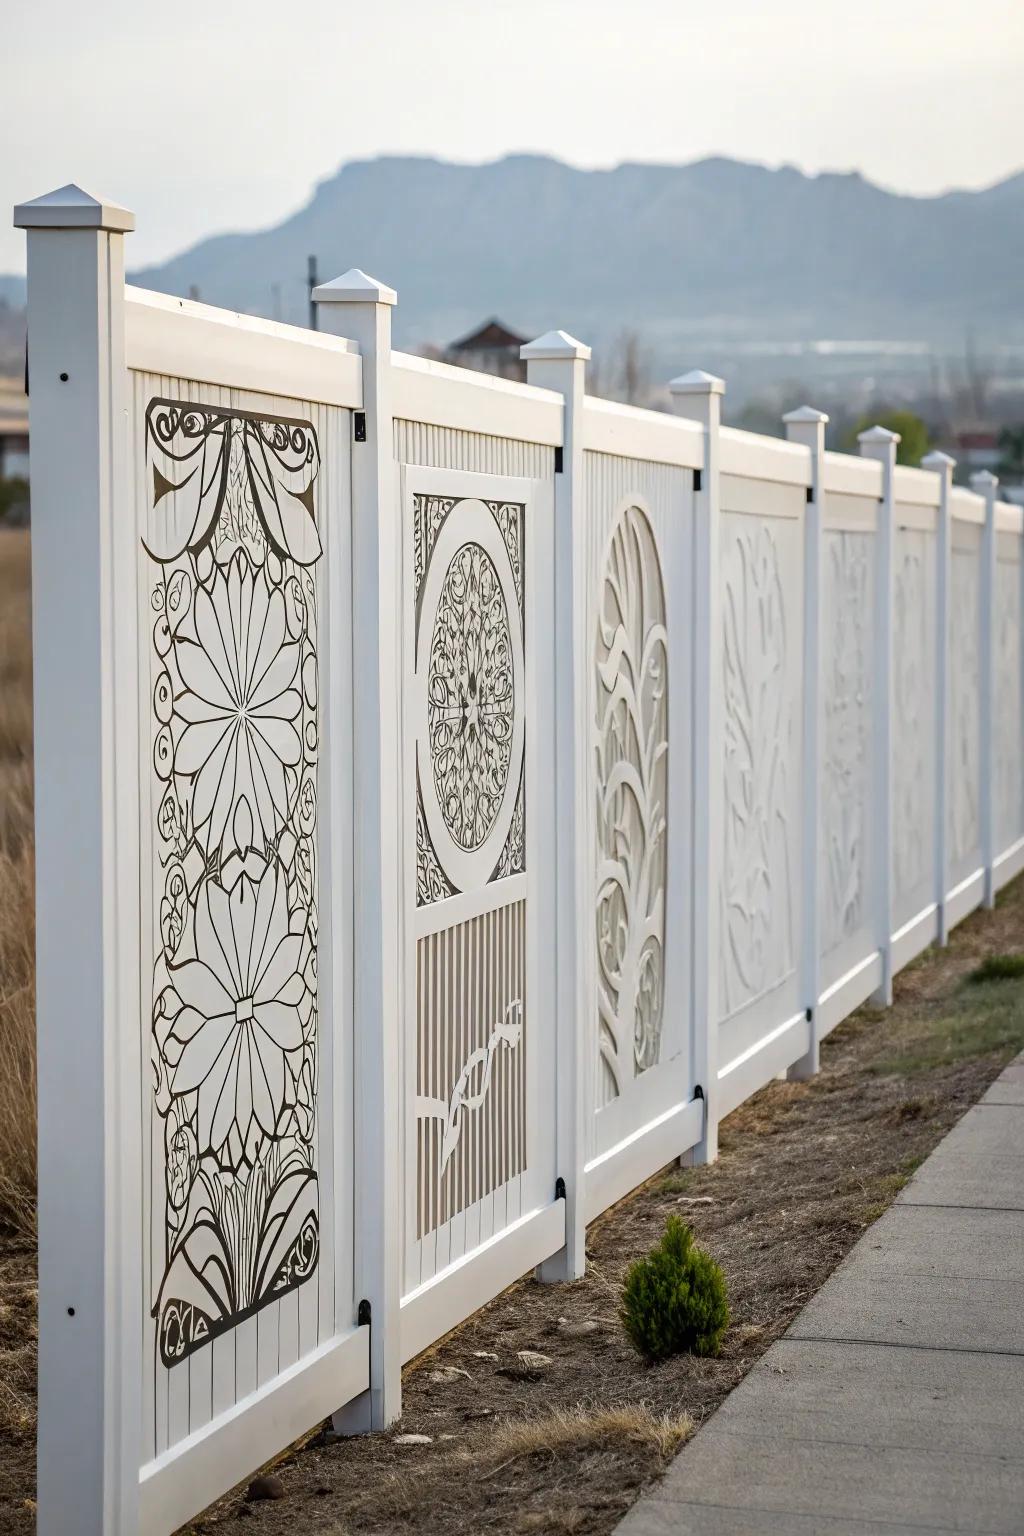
[0,530,35,1238]
[487,1404,694,1467]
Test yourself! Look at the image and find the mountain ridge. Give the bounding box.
[4,154,1022,379]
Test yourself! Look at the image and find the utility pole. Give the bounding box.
[307,255,319,331]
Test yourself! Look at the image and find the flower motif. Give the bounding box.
[173,553,302,856]
[428,543,515,851]
[158,861,307,1172]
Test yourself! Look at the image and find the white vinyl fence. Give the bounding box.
[17,187,1024,1536]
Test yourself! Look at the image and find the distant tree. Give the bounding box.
[997,425,1024,481]
[842,410,931,467]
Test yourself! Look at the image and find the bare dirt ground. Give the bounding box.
[3,873,1024,1535]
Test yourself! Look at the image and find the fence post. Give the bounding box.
[314,270,402,1430]
[784,406,829,1078]
[521,330,591,1281]
[973,469,999,908]
[669,371,725,1163]
[14,185,141,1533]
[859,425,899,1006]
[922,450,956,943]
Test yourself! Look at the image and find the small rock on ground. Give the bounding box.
[246,1474,286,1502]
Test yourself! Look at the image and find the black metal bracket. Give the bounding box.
[357,1298,371,1327]
[353,411,367,443]
[693,1083,704,1101]
[554,445,564,474]
[806,1006,813,1022]
[693,468,702,492]
[555,1176,566,1201]
[806,485,814,504]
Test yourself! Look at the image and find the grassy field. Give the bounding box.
[0,529,34,1240]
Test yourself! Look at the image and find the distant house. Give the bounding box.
[444,319,529,382]
[953,430,1000,475]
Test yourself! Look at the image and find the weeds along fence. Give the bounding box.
[16,187,1024,1535]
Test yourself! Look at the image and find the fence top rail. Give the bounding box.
[392,348,563,448]
[823,449,884,498]
[892,462,942,508]
[950,483,986,525]
[997,500,1024,535]
[720,425,810,487]
[125,285,363,409]
[581,393,702,470]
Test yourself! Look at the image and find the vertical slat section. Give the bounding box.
[393,420,553,479]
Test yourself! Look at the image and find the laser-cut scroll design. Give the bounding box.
[721,520,794,1017]
[594,505,668,1107]
[893,533,932,904]
[146,397,320,1369]
[821,531,872,955]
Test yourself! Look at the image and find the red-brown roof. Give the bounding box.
[449,318,528,352]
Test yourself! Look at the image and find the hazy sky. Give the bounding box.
[3,0,1023,273]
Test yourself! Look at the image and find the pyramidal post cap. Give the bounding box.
[857,423,901,445]
[783,404,829,424]
[921,450,957,472]
[668,370,725,396]
[520,330,591,362]
[970,469,999,490]
[13,184,134,233]
[312,268,397,306]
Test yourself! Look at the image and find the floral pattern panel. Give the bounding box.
[820,531,872,959]
[721,515,799,1019]
[145,398,321,1369]
[594,505,668,1108]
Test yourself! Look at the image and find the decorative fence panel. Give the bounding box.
[949,513,985,888]
[819,504,876,995]
[582,451,694,1167]
[718,478,805,1109]
[133,378,349,1466]
[399,463,560,1356]
[15,187,1024,1536]
[892,507,939,930]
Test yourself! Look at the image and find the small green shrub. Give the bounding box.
[620,1216,729,1362]
[968,954,1024,985]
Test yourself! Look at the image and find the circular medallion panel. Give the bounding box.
[416,500,525,893]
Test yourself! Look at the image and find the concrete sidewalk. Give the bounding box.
[616,1053,1024,1535]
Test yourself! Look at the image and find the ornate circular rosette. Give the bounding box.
[416,499,525,893]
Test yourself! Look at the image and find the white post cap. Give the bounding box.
[857,424,900,446]
[13,183,134,232]
[921,450,957,472]
[668,369,725,396]
[970,469,999,491]
[520,329,591,362]
[312,268,397,306]
[783,405,829,425]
